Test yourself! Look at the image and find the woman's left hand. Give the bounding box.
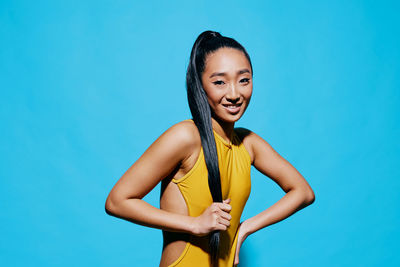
[233,221,249,266]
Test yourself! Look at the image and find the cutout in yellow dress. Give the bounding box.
[167,119,252,267]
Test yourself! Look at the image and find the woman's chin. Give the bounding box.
[214,112,243,124]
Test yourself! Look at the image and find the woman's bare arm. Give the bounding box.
[239,129,315,237]
[105,122,196,233]
[105,121,232,235]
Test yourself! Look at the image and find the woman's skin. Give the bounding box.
[105,47,315,266]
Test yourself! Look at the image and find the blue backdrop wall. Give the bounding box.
[1,0,399,266]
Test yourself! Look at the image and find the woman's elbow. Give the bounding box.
[305,188,315,205]
[105,194,119,216]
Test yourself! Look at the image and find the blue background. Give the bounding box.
[1,0,399,266]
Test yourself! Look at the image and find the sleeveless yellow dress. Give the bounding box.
[167,119,252,267]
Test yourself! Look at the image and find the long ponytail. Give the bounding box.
[185,30,253,266]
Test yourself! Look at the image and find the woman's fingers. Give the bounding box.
[215,199,232,229]
[193,199,233,235]
[218,217,230,227]
[219,200,232,213]
[218,208,232,221]
[217,224,228,231]
[217,199,232,221]
[215,216,230,231]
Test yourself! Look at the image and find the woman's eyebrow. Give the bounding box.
[209,68,251,78]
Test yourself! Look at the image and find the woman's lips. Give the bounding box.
[222,103,242,114]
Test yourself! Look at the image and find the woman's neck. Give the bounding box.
[211,117,235,143]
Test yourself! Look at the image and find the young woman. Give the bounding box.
[105,30,315,267]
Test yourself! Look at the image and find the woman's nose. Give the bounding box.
[227,95,240,103]
[226,84,240,102]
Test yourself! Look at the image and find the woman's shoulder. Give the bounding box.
[233,127,264,165]
[146,119,200,170]
[234,127,252,138]
[164,119,201,149]
[234,127,279,165]
[233,126,255,145]
[234,126,264,142]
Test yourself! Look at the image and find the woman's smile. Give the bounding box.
[222,103,242,114]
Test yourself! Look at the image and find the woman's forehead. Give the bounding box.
[204,48,251,75]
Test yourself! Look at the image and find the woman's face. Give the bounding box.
[201,47,253,124]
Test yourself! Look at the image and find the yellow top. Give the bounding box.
[168,119,252,267]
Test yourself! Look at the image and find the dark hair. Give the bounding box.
[185,30,252,266]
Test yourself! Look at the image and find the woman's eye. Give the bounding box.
[240,78,250,83]
[213,80,225,85]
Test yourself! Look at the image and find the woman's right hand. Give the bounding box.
[191,198,232,236]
